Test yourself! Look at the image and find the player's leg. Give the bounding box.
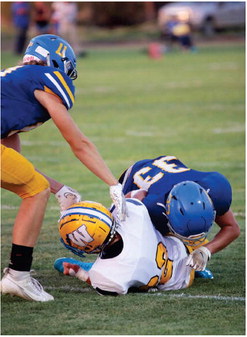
[0,145,54,301]
[12,188,50,247]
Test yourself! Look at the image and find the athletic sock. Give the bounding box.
[8,244,33,272]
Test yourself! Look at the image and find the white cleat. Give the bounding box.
[0,268,54,302]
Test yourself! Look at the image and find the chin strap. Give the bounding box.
[60,239,85,258]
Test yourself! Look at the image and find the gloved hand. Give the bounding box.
[110,183,128,222]
[55,185,81,211]
[186,246,211,271]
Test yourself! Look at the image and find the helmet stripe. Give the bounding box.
[61,207,112,228]
[68,205,113,221]
[45,72,70,108]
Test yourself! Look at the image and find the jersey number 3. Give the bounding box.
[133,156,190,189]
[145,242,173,288]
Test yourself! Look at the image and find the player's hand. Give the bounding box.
[63,262,89,282]
[55,185,81,211]
[186,246,211,271]
[63,262,80,276]
[110,183,128,222]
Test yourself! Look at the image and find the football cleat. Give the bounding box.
[195,268,214,279]
[54,257,93,273]
[0,268,54,302]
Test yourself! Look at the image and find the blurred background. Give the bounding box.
[1,1,245,56]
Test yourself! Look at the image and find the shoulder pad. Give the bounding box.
[42,68,75,109]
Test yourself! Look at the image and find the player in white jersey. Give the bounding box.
[55,199,194,295]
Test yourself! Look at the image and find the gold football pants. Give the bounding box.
[1,144,49,199]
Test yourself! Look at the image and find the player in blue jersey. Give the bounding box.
[118,155,240,273]
[0,34,127,302]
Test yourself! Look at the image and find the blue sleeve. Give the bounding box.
[37,67,75,110]
[11,66,76,110]
[199,172,232,216]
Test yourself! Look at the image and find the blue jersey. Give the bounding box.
[119,155,232,235]
[1,65,75,138]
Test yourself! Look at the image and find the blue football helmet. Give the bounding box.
[166,181,215,245]
[23,34,77,80]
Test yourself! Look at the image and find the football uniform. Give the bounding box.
[1,144,49,198]
[119,156,232,235]
[1,64,75,138]
[1,64,74,197]
[89,199,194,295]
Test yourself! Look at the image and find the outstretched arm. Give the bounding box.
[34,90,127,220]
[34,90,119,187]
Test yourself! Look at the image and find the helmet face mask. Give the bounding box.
[166,221,208,247]
[58,201,116,255]
[23,34,77,80]
[166,181,216,246]
[63,58,77,80]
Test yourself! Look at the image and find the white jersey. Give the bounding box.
[89,199,194,295]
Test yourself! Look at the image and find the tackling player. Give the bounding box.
[54,200,196,295]
[1,34,127,302]
[118,155,240,272]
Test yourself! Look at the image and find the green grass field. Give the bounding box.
[1,41,245,335]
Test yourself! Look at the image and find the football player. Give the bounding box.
[1,34,126,301]
[54,200,196,295]
[118,155,240,273]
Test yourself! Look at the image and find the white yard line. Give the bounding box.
[45,286,91,293]
[145,292,245,301]
[45,286,245,301]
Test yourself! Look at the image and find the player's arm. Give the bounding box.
[186,209,240,271]
[34,90,118,186]
[125,189,147,200]
[204,208,240,254]
[63,262,91,285]
[34,89,127,220]
[64,263,119,295]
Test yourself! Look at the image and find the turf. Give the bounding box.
[1,41,245,335]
